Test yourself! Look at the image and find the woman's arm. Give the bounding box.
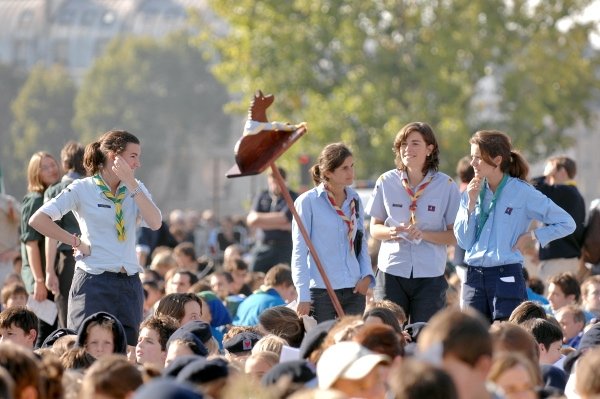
[25,240,47,302]
[131,187,162,230]
[422,226,457,245]
[30,211,89,256]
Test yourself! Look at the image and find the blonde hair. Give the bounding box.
[27,151,58,193]
[251,334,287,356]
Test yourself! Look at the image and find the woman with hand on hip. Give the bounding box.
[454,130,575,322]
[366,122,460,323]
[29,130,162,350]
[291,142,373,323]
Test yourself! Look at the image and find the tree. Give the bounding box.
[198,0,600,179]
[73,31,231,208]
[9,65,76,186]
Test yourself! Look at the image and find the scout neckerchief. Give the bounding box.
[475,173,509,241]
[400,172,435,225]
[324,185,356,251]
[93,174,128,241]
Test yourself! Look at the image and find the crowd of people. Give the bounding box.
[0,124,600,399]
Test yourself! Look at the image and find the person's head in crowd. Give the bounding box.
[521,318,563,365]
[162,354,202,378]
[575,347,600,399]
[81,354,143,399]
[0,306,38,349]
[321,316,364,353]
[544,155,577,182]
[149,251,178,279]
[167,320,216,357]
[210,272,233,300]
[249,271,266,292]
[547,272,581,312]
[456,154,475,192]
[317,341,390,398]
[60,140,85,175]
[581,275,600,316]
[223,330,262,364]
[173,243,199,272]
[387,358,458,399]
[3,273,23,289]
[267,167,286,196]
[49,335,77,357]
[489,322,540,367]
[365,300,407,327]
[41,327,77,349]
[0,283,28,309]
[136,315,179,370]
[164,333,207,368]
[222,244,243,268]
[167,270,198,295]
[555,305,585,345]
[528,277,545,296]
[244,351,279,381]
[156,293,203,327]
[0,366,14,399]
[60,347,96,370]
[362,306,403,334]
[508,300,547,324]
[36,351,65,399]
[142,280,163,314]
[258,306,305,348]
[353,323,405,359]
[196,292,232,328]
[299,319,338,364]
[0,342,43,399]
[27,151,60,194]
[487,352,541,399]
[417,308,493,399]
[263,264,297,303]
[223,258,249,296]
[77,312,127,359]
[261,359,317,397]
[177,357,229,399]
[251,334,287,357]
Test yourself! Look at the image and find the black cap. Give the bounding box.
[163,355,204,378]
[41,328,77,348]
[222,331,261,354]
[261,360,316,387]
[169,321,212,344]
[132,378,203,399]
[404,322,428,343]
[176,358,229,384]
[299,319,337,359]
[167,332,208,357]
[540,364,567,393]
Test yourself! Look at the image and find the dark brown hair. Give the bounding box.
[393,122,440,174]
[61,140,86,176]
[310,142,352,186]
[83,130,139,175]
[470,130,529,180]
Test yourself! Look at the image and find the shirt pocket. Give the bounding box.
[417,197,442,228]
[497,203,523,227]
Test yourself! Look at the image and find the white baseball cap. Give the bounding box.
[316,341,391,389]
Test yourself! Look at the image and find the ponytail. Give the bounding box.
[83,141,104,176]
[508,150,529,180]
[310,164,322,186]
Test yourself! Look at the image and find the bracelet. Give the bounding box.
[72,234,81,248]
[130,185,142,198]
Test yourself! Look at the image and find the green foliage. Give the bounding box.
[73,31,230,204]
[199,0,599,180]
[9,65,76,185]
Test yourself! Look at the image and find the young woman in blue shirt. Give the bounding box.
[454,130,575,322]
[291,143,373,323]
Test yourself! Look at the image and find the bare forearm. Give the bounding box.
[25,241,44,280]
[45,237,58,277]
[30,211,75,247]
[131,190,162,230]
[422,228,456,245]
[369,219,390,241]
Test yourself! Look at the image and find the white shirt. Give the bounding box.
[39,177,159,275]
[366,169,460,278]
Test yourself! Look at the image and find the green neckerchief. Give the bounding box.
[93,174,128,241]
[475,174,509,241]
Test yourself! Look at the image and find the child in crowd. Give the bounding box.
[76,312,128,359]
[0,306,38,349]
[135,315,178,370]
[0,282,28,309]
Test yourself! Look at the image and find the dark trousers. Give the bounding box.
[310,288,366,323]
[68,268,143,346]
[55,251,75,329]
[374,270,447,324]
[462,263,526,322]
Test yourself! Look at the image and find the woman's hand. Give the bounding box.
[466,176,482,211]
[405,224,423,241]
[74,239,91,259]
[353,276,371,295]
[296,301,311,316]
[33,281,48,302]
[45,273,59,295]
[112,155,136,188]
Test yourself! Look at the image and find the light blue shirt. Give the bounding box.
[365,169,460,278]
[291,184,374,302]
[38,177,159,275]
[454,177,575,267]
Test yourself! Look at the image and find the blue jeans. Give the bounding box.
[310,288,366,323]
[462,263,526,322]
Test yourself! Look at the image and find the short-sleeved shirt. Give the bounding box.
[251,189,298,242]
[39,177,159,275]
[44,173,82,253]
[365,169,460,278]
[20,192,45,292]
